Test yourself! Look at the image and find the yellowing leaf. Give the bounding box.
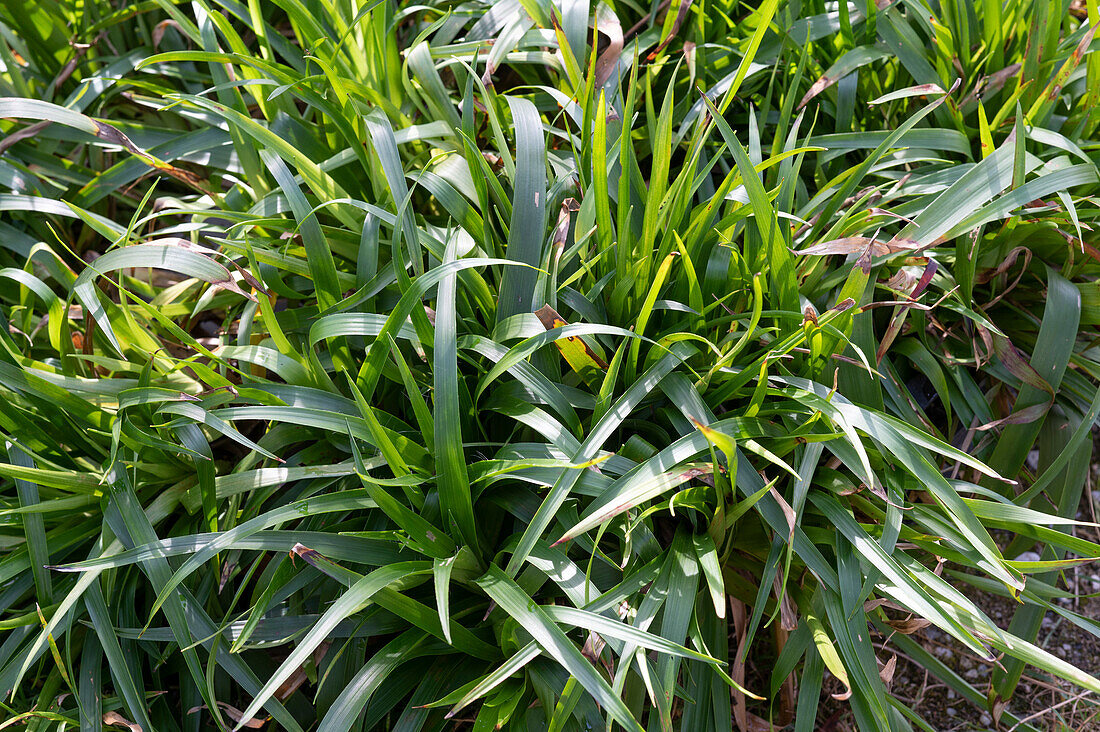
[535,305,609,387]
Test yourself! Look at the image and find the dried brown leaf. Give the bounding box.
[769,487,796,542]
[879,655,897,686]
[740,711,777,732]
[152,20,184,49]
[188,702,266,729]
[884,269,917,295]
[775,580,797,632]
[103,712,143,732]
[798,74,836,110]
[795,236,883,257]
[551,198,580,254]
[863,598,907,614]
[594,4,624,87]
[729,596,749,732]
[974,402,1051,432]
[991,333,1054,397]
[883,617,932,634]
[0,120,51,156]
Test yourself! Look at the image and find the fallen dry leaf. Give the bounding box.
[188,701,266,728]
[879,654,897,686]
[102,711,142,732]
[883,617,932,634]
[863,598,907,614]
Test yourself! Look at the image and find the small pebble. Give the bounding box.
[965,668,979,680]
[946,707,957,717]
[1015,551,1041,563]
[947,690,956,700]
[980,712,993,727]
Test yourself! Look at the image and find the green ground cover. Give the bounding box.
[2,0,1100,729]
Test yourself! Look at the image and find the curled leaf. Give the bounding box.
[593,4,624,87]
[551,198,581,255]
[879,654,897,685]
[883,617,932,634]
[103,712,143,732]
[152,20,184,49]
[188,702,266,728]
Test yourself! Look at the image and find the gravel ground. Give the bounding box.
[811,469,1100,732]
[809,590,1100,732]
[886,592,1100,731]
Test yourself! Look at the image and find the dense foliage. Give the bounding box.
[1,0,1100,729]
